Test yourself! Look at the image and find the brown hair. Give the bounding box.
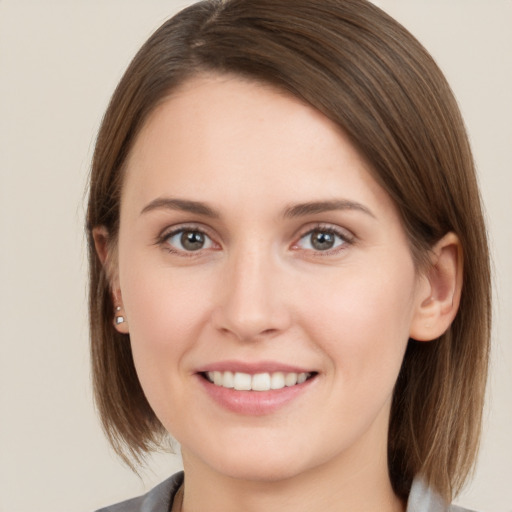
[86,0,491,502]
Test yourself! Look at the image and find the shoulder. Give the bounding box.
[95,471,184,512]
[96,472,481,512]
[406,477,479,512]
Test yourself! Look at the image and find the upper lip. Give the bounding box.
[196,360,316,375]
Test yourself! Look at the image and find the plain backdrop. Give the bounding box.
[0,1,510,511]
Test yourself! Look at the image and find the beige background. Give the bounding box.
[0,1,510,511]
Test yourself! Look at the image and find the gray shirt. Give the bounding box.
[96,471,477,512]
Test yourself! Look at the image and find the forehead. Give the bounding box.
[127,73,355,172]
[121,73,394,222]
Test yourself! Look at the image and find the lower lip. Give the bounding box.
[197,374,317,416]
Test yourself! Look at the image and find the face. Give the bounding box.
[114,74,428,483]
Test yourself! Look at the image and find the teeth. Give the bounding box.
[297,372,308,384]
[233,372,252,390]
[252,373,271,391]
[213,371,222,386]
[206,371,311,391]
[270,372,285,390]
[223,371,234,388]
[285,372,298,386]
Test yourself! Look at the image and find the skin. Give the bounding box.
[96,74,462,512]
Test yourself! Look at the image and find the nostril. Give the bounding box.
[260,328,278,336]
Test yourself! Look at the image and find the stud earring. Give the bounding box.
[114,305,125,325]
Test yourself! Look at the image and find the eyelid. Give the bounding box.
[154,221,354,256]
[155,223,220,254]
[291,223,355,254]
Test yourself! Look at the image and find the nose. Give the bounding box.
[211,245,292,342]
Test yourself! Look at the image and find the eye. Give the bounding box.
[164,229,215,252]
[295,227,350,252]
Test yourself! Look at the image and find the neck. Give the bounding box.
[180,443,404,512]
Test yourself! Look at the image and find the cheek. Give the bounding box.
[120,268,219,434]
[118,253,216,384]
[304,260,417,387]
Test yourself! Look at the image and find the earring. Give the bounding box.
[114,305,125,325]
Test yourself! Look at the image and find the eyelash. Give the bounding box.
[293,224,354,256]
[156,224,217,257]
[156,223,354,257]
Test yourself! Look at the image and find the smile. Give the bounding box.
[204,371,313,391]
[197,365,318,415]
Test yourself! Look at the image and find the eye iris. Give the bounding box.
[311,230,335,250]
[181,231,205,251]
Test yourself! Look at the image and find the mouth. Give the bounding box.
[201,370,317,392]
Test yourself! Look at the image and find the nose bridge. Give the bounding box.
[213,239,289,340]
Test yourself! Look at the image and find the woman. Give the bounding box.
[87,1,491,510]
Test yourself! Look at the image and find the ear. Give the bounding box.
[92,226,129,335]
[92,226,110,266]
[409,232,463,342]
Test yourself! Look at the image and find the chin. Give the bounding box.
[218,458,308,483]
[194,440,326,484]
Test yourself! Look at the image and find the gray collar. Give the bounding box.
[97,472,477,512]
[406,478,476,512]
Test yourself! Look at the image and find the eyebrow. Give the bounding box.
[140,197,220,218]
[140,197,375,219]
[283,199,375,219]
